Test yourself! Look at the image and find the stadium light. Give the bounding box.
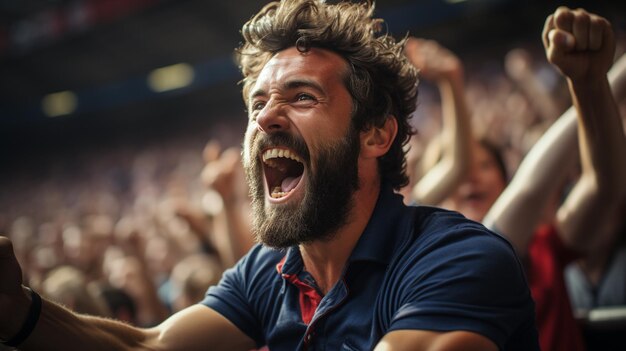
[41,90,78,117]
[147,63,195,93]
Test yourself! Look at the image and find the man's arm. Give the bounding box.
[0,237,255,351]
[201,142,255,267]
[483,7,626,256]
[404,38,473,206]
[374,330,496,351]
[548,8,626,252]
[481,105,578,255]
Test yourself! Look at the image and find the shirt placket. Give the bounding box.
[302,277,349,350]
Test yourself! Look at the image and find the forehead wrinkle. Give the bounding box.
[247,48,349,106]
[283,78,325,95]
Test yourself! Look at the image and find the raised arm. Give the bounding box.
[404,38,473,205]
[481,104,578,255]
[0,237,255,351]
[483,7,626,256]
[201,143,255,268]
[548,8,626,252]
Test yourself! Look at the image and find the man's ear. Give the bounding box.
[360,116,398,159]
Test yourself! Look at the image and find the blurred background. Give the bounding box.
[1,1,626,349]
[2,0,625,164]
[1,0,626,252]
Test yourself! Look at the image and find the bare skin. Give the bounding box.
[0,46,497,351]
[245,48,385,293]
[403,38,473,206]
[483,7,626,258]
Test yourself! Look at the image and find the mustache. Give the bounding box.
[252,131,310,164]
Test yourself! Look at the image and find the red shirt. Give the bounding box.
[527,224,585,351]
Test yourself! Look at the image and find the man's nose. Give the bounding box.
[256,100,289,133]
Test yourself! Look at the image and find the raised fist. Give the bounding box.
[542,7,615,82]
[404,37,463,83]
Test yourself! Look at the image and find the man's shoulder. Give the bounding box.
[400,205,519,266]
[382,206,532,317]
[411,205,496,237]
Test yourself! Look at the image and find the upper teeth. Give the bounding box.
[262,148,303,163]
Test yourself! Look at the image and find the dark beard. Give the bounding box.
[244,128,360,249]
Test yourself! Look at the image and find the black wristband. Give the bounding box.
[2,287,42,347]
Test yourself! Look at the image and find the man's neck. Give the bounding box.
[299,180,381,295]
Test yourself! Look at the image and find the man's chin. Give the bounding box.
[257,236,298,250]
[252,203,303,248]
[255,225,302,249]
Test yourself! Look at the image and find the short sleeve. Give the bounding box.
[386,225,535,350]
[202,245,280,346]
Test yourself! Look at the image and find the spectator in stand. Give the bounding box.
[169,253,223,313]
[436,137,508,222]
[564,54,626,314]
[401,37,510,223]
[483,7,626,351]
[401,37,473,206]
[104,253,169,327]
[41,265,110,317]
[198,141,255,267]
[0,1,538,350]
[405,7,626,351]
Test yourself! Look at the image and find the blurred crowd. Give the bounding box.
[2,19,626,351]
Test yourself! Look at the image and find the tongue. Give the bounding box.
[281,176,302,193]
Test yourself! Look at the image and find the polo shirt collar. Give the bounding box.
[346,183,407,265]
[277,183,409,276]
[278,245,304,276]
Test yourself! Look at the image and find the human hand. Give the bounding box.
[201,141,243,205]
[404,37,463,83]
[0,236,29,338]
[0,237,23,294]
[542,7,615,83]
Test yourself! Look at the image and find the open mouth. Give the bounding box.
[262,147,305,199]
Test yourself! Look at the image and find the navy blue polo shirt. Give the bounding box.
[202,186,539,350]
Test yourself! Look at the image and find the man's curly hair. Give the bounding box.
[237,0,419,190]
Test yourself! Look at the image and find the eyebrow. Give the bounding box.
[249,78,325,104]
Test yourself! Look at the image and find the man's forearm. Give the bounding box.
[557,74,626,250]
[17,298,157,351]
[569,76,625,188]
[414,72,471,206]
